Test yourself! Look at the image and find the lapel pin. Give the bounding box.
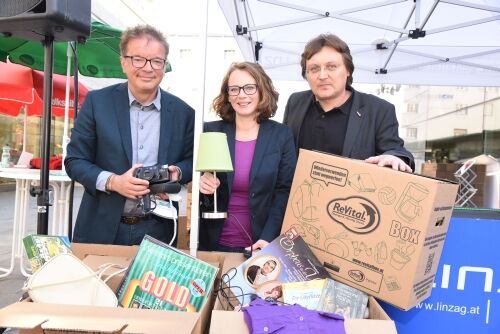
[356,111,361,117]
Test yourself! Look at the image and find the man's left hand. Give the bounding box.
[168,165,182,181]
[365,154,413,173]
[156,165,182,200]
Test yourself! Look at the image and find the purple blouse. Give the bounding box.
[218,139,256,248]
[243,299,346,334]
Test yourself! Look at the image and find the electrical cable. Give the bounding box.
[227,213,253,258]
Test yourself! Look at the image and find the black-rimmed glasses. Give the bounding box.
[227,84,258,96]
[124,55,167,70]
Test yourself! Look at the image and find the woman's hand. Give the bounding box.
[199,172,220,194]
[246,239,269,252]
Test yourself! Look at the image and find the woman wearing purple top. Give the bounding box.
[199,62,297,252]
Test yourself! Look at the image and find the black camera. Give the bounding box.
[133,164,181,213]
[134,164,170,184]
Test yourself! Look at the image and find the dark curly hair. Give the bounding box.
[212,62,278,123]
[300,34,354,87]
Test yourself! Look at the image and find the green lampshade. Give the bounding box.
[195,132,233,172]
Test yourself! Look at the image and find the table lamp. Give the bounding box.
[195,132,233,219]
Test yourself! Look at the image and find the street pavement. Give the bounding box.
[0,184,83,311]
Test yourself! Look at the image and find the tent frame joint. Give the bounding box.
[408,28,426,39]
[376,68,388,74]
[236,25,248,35]
[376,43,388,50]
[255,41,263,61]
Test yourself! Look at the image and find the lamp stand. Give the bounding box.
[202,171,227,219]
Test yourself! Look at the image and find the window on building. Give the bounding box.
[456,104,468,115]
[406,127,418,139]
[179,49,192,59]
[407,103,418,113]
[454,129,467,136]
[224,49,236,61]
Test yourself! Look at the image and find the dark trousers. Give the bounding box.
[113,215,176,246]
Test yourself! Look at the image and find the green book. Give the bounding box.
[22,234,71,273]
[117,235,219,312]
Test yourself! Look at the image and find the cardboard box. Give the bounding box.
[281,150,459,310]
[177,216,190,250]
[0,243,225,334]
[210,252,397,334]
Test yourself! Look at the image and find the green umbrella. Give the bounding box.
[0,21,171,78]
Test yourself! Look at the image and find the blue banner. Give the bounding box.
[382,211,499,333]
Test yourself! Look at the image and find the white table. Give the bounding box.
[0,168,73,278]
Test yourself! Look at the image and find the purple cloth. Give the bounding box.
[219,139,256,248]
[243,299,346,334]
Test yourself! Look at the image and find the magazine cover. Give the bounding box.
[317,278,369,319]
[22,234,71,272]
[282,279,326,309]
[117,235,218,312]
[224,227,330,306]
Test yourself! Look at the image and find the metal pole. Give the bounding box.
[35,35,55,235]
[68,42,79,241]
[190,0,210,256]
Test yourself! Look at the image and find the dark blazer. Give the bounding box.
[199,120,297,251]
[65,83,194,244]
[283,88,415,170]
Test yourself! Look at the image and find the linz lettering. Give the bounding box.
[332,203,366,220]
[389,220,420,244]
[437,264,495,293]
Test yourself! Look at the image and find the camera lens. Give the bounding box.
[143,169,153,180]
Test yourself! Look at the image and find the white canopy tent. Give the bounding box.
[189,0,500,255]
[217,0,500,86]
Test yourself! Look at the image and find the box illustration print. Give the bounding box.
[282,149,459,310]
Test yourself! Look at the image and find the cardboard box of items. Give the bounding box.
[209,252,398,334]
[0,243,225,334]
[281,149,459,310]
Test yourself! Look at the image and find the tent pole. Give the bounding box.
[190,0,210,256]
[22,105,27,152]
[67,43,79,242]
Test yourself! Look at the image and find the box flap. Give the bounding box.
[210,310,247,334]
[83,254,132,270]
[344,319,397,334]
[368,297,390,320]
[210,310,397,334]
[72,243,138,260]
[0,302,200,334]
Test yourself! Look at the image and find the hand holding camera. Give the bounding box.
[133,164,181,213]
[106,164,181,214]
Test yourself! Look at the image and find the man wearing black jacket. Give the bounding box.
[284,33,414,172]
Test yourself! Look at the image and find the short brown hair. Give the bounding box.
[301,34,354,87]
[212,62,278,123]
[120,24,169,58]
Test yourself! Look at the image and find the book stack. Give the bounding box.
[223,228,331,306]
[282,278,369,319]
[117,235,219,312]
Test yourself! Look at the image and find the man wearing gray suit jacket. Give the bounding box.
[284,34,414,172]
[65,25,194,245]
